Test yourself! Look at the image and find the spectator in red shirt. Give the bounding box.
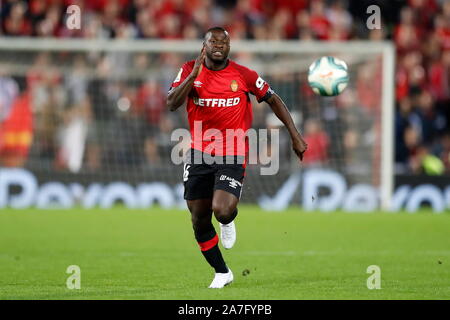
[428,50,450,103]
[136,78,166,126]
[302,118,329,166]
[0,89,33,167]
[3,1,32,36]
[394,6,421,55]
[309,0,330,40]
[356,61,382,113]
[408,0,438,30]
[433,13,450,50]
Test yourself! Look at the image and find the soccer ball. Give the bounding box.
[308,56,349,96]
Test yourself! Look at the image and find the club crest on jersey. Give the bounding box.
[230,80,239,92]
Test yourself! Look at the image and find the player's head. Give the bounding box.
[203,27,230,63]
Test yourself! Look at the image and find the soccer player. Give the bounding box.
[167,27,308,288]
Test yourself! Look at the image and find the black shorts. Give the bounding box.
[183,149,246,200]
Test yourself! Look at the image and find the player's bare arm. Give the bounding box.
[266,93,308,161]
[166,48,206,112]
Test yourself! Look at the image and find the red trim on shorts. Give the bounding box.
[198,234,219,251]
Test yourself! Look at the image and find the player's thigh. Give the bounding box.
[212,163,245,213]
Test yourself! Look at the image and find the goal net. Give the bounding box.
[0,39,394,211]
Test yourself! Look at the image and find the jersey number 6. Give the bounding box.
[256,76,265,90]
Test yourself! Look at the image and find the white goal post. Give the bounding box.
[0,38,395,210]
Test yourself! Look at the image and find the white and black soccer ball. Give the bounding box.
[308,56,349,96]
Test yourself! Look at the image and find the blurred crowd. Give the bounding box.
[0,0,449,176]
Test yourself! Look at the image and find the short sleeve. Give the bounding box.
[242,68,273,102]
[170,62,193,89]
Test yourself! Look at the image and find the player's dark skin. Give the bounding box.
[167,29,308,234]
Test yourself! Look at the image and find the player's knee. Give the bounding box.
[212,202,235,224]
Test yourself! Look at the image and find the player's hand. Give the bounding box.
[191,47,206,78]
[292,136,308,162]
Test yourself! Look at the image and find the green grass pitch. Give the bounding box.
[0,205,449,300]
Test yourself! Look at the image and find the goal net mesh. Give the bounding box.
[0,40,389,210]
